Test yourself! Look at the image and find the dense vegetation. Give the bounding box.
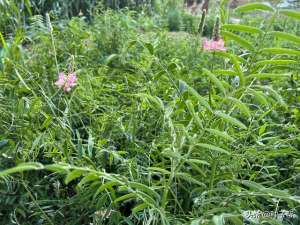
[0,1,299,224]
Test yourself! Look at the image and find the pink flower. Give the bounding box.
[203,38,212,50]
[55,72,77,92]
[203,38,226,51]
[55,72,66,88]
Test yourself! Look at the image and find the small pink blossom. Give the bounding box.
[55,72,77,92]
[55,72,66,88]
[203,38,226,52]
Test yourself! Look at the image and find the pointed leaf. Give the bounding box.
[196,143,230,155]
[222,24,262,34]
[222,30,254,51]
[215,111,247,130]
[235,3,274,13]
[203,68,226,95]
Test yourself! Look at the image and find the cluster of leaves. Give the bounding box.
[0,0,166,35]
[0,0,214,40]
[0,1,300,225]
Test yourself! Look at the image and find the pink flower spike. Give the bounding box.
[215,39,226,51]
[203,38,212,51]
[202,38,226,52]
[55,72,66,89]
[211,41,217,50]
[55,72,77,92]
[67,73,77,87]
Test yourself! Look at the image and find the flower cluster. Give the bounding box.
[203,38,226,51]
[202,16,226,52]
[55,72,77,92]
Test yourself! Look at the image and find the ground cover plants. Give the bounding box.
[0,0,299,224]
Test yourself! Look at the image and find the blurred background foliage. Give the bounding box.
[0,0,207,36]
[2,0,297,38]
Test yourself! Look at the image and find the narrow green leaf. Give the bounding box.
[105,54,118,65]
[231,55,245,87]
[77,173,99,188]
[222,24,263,34]
[148,167,170,174]
[226,97,251,117]
[239,179,265,190]
[203,68,226,95]
[0,163,44,177]
[0,32,8,50]
[215,111,247,130]
[87,132,94,158]
[222,24,262,34]
[280,9,300,20]
[180,80,212,111]
[24,0,32,16]
[214,52,245,86]
[205,128,235,142]
[162,149,181,159]
[261,48,300,56]
[176,172,207,186]
[129,182,160,201]
[136,93,164,110]
[259,123,268,136]
[41,115,53,129]
[235,3,274,13]
[238,180,300,202]
[186,100,203,128]
[113,193,137,204]
[144,42,154,55]
[65,170,85,184]
[132,203,148,213]
[195,143,230,155]
[45,163,70,173]
[254,85,287,107]
[247,73,291,80]
[222,30,254,51]
[95,181,119,196]
[76,130,84,158]
[271,31,300,45]
[247,89,269,106]
[255,59,297,67]
[188,159,210,166]
[135,191,157,206]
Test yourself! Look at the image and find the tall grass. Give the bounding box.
[0,1,300,225]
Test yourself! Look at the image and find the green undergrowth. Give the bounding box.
[0,2,300,225]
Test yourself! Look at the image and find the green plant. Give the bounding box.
[0,2,300,225]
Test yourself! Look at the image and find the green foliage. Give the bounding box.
[0,1,300,225]
[235,3,275,13]
[167,8,183,31]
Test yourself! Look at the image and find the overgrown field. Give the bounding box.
[0,1,300,225]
